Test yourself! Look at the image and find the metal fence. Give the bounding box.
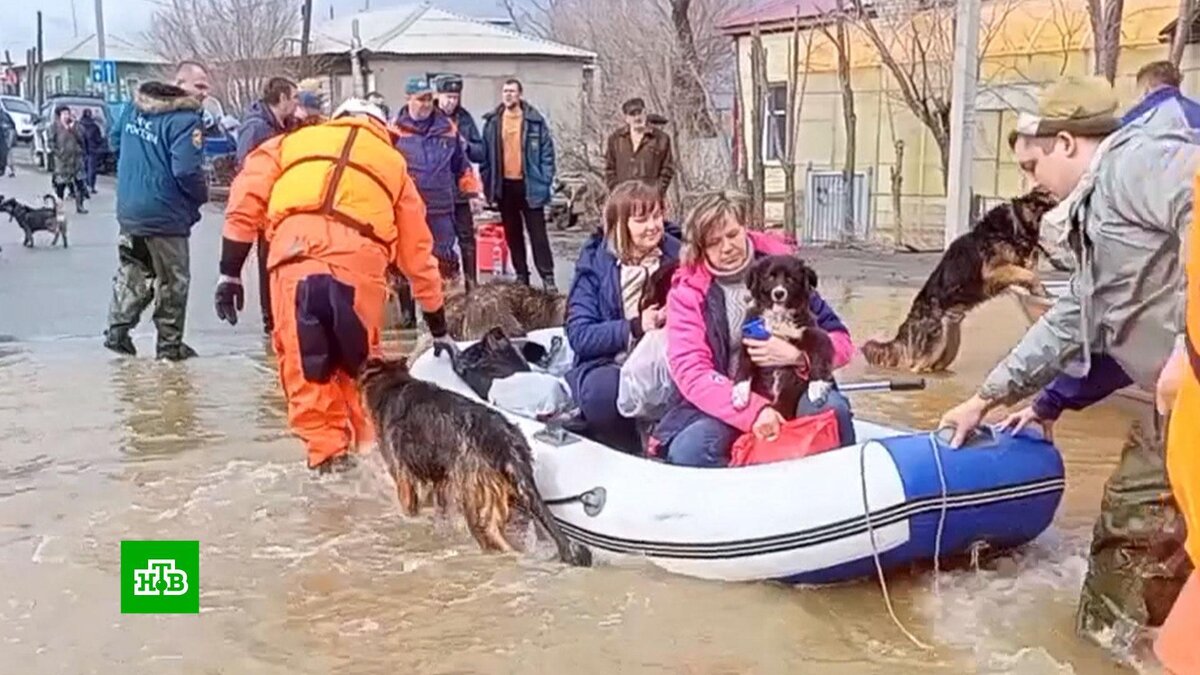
[803,167,873,243]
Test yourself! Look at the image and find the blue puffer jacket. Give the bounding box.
[480,101,555,209]
[235,100,290,168]
[394,108,471,217]
[564,225,682,399]
[114,82,207,237]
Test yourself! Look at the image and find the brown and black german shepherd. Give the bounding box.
[861,188,1058,372]
[358,355,592,566]
[445,280,566,340]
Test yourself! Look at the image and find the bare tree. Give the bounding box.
[847,0,1016,186]
[770,15,816,238]
[1171,0,1194,67]
[750,25,768,230]
[145,0,300,112]
[1087,0,1124,83]
[820,1,857,242]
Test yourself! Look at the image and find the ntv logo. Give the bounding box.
[121,541,200,613]
[133,559,189,596]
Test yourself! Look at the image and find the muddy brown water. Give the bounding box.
[0,279,1146,674]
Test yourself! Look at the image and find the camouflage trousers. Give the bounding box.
[106,234,191,351]
[1077,408,1194,656]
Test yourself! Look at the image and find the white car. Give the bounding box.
[0,95,37,143]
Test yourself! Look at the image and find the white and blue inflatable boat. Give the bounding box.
[409,328,1065,585]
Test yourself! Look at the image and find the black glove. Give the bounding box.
[215,276,244,326]
[424,307,449,341]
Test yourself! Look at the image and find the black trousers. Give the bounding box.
[498,179,554,282]
[454,201,477,285]
[257,234,273,333]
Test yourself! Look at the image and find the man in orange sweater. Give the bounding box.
[215,98,448,473]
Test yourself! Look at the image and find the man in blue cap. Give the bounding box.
[393,75,481,281]
[434,73,484,290]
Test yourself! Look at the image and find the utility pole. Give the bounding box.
[36,11,44,109]
[350,18,364,98]
[301,0,313,58]
[71,0,80,37]
[94,0,107,59]
[943,0,981,250]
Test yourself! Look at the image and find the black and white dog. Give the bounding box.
[0,195,68,248]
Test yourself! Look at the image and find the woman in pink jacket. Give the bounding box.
[650,189,856,467]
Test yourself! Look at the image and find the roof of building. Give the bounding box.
[719,0,842,34]
[309,2,596,61]
[32,33,169,66]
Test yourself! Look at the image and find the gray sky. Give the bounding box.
[1,0,504,63]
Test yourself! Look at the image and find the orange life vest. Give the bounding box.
[266,117,408,247]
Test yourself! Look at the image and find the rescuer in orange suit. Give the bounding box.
[215,98,449,473]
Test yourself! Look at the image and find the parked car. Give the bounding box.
[33,94,113,174]
[0,95,36,143]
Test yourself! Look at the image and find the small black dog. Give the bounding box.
[0,195,68,248]
[731,255,835,419]
[639,259,679,312]
[359,355,591,567]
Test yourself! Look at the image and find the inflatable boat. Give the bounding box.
[408,328,1066,584]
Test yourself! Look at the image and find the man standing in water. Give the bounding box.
[104,61,211,360]
[939,77,1196,659]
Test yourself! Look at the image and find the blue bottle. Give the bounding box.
[742,316,771,340]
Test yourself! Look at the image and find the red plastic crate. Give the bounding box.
[476,221,510,274]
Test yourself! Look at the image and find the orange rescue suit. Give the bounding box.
[224,116,444,467]
[1156,175,1200,674]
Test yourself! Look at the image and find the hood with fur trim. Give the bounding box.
[134,82,202,115]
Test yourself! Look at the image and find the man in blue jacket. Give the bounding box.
[103,62,210,361]
[235,76,298,334]
[480,78,557,292]
[435,74,484,290]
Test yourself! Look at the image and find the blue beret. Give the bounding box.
[297,91,322,110]
[405,76,432,96]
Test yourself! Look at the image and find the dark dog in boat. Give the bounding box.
[861,188,1058,373]
[445,279,566,340]
[731,255,835,418]
[358,354,591,566]
[639,259,679,312]
[1,195,68,248]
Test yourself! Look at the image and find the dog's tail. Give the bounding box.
[860,334,908,369]
[504,434,592,567]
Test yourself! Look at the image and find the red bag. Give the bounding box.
[729,409,842,467]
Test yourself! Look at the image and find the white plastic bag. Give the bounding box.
[617,328,679,420]
[489,371,574,420]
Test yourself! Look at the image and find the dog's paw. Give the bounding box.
[807,380,833,405]
[731,380,751,410]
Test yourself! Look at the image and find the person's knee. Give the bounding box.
[577,367,622,425]
[666,418,736,468]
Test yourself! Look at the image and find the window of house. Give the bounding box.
[54,75,63,94]
[763,83,788,161]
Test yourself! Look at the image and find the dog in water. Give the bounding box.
[1,195,68,248]
[358,355,591,566]
[731,255,836,417]
[445,279,566,340]
[861,188,1058,373]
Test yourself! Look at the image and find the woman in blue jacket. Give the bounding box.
[565,180,681,453]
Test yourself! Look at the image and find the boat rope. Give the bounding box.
[857,432,953,652]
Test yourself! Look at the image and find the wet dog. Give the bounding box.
[0,195,68,248]
[358,355,591,566]
[861,188,1058,373]
[445,280,566,340]
[731,255,835,418]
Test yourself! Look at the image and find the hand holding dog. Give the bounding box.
[215,275,244,326]
[744,336,802,368]
[999,406,1055,442]
[640,304,666,332]
[753,406,784,441]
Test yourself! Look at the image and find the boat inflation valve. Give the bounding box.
[545,487,606,517]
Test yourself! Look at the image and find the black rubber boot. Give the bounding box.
[541,276,559,294]
[311,453,357,475]
[157,343,198,361]
[103,329,136,356]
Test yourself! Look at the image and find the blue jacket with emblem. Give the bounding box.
[564,224,682,399]
[114,82,208,237]
[394,107,473,217]
[480,101,555,209]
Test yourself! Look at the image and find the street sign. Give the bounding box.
[90,59,117,85]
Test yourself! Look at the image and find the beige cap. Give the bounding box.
[1014,76,1121,139]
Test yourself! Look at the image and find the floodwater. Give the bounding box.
[0,171,1149,674]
